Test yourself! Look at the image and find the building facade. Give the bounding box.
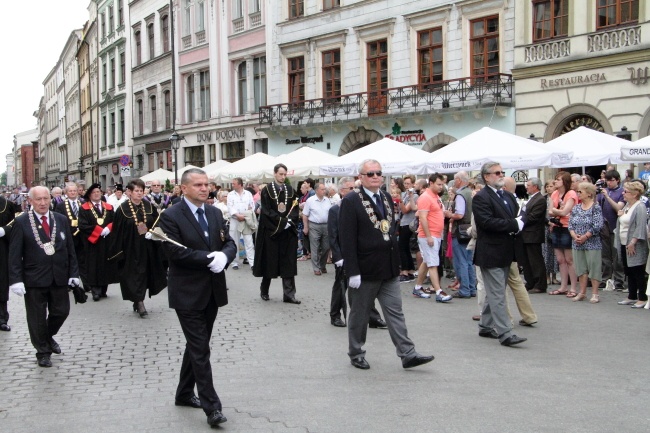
[43,66,60,187]
[63,30,84,182]
[13,128,39,189]
[78,5,99,185]
[5,154,15,188]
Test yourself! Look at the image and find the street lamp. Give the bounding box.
[77,160,84,181]
[616,126,632,141]
[169,130,183,185]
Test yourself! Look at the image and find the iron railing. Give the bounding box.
[259,74,513,125]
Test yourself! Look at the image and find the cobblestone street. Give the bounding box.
[1,261,647,432]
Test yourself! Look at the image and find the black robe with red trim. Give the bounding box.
[78,202,119,287]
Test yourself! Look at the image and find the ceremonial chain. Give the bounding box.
[128,200,144,225]
[355,188,392,241]
[90,203,104,225]
[64,200,78,227]
[28,211,57,255]
[270,182,289,213]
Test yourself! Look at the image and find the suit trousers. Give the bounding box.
[260,276,297,300]
[507,263,538,324]
[347,277,415,362]
[308,222,329,272]
[478,267,513,343]
[24,286,70,358]
[0,301,8,325]
[522,242,547,291]
[175,295,222,415]
[331,265,382,322]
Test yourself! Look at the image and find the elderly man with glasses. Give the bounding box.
[145,181,171,212]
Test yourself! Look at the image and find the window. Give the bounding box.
[187,75,195,122]
[234,0,243,19]
[418,28,443,88]
[119,109,125,142]
[185,145,205,166]
[470,16,500,83]
[164,90,171,129]
[288,56,305,103]
[108,4,114,31]
[162,15,170,52]
[183,0,191,36]
[199,71,210,120]
[102,61,107,92]
[138,99,144,134]
[252,0,261,13]
[120,52,125,84]
[221,141,245,163]
[289,0,304,19]
[533,0,568,41]
[366,39,388,114]
[101,12,106,37]
[596,0,638,29]
[322,49,341,99]
[253,56,266,110]
[110,112,115,145]
[135,31,142,66]
[148,23,155,60]
[110,58,115,89]
[323,0,340,10]
[150,96,157,132]
[102,116,107,147]
[118,0,124,26]
[197,1,205,31]
[238,62,248,114]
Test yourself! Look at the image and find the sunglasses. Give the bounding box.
[488,171,504,176]
[360,171,383,177]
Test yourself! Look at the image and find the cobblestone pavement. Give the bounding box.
[1,261,648,432]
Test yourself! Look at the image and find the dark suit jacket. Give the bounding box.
[327,204,342,263]
[521,192,547,244]
[473,187,519,269]
[9,211,79,287]
[159,199,237,310]
[339,189,400,281]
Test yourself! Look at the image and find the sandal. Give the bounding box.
[421,287,434,295]
[572,293,586,302]
[589,294,600,304]
[566,291,578,298]
[549,289,568,295]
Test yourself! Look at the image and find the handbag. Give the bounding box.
[70,284,87,304]
[456,223,472,242]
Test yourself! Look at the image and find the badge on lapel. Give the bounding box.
[220,230,225,242]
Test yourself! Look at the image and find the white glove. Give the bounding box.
[10,282,26,296]
[144,232,153,240]
[207,251,228,273]
[0,227,5,238]
[515,216,524,232]
[100,227,110,237]
[335,259,344,267]
[68,278,81,287]
[349,275,361,289]
[285,223,291,229]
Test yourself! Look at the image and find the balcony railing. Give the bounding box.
[588,25,641,52]
[259,74,513,126]
[233,17,244,33]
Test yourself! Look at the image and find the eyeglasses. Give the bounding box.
[488,171,504,176]
[360,171,383,177]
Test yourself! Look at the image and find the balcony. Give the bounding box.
[259,74,513,126]
[249,11,262,28]
[525,38,570,63]
[182,35,192,49]
[588,25,641,52]
[233,17,244,33]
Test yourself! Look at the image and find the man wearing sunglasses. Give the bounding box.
[339,159,434,370]
[472,162,527,347]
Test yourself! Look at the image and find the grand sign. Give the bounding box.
[541,73,606,90]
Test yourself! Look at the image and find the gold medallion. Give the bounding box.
[136,222,148,235]
[278,203,287,213]
[97,218,104,225]
[71,220,78,227]
[380,219,390,234]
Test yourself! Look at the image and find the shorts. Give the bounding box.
[573,249,602,281]
[418,236,442,267]
[550,226,571,249]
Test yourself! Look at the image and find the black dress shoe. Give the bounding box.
[283,298,301,304]
[207,410,227,426]
[501,335,527,347]
[478,329,499,339]
[518,319,537,327]
[49,337,61,354]
[350,357,370,369]
[402,354,435,369]
[93,294,100,302]
[175,395,201,408]
[369,319,387,329]
[38,356,52,368]
[0,323,10,332]
[260,293,270,301]
[331,318,346,327]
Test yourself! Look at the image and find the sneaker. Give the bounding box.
[604,279,615,291]
[232,263,239,270]
[412,288,431,299]
[407,273,416,282]
[399,275,410,283]
[451,291,471,299]
[435,290,452,303]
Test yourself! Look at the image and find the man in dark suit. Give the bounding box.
[0,195,21,331]
[328,177,386,329]
[159,168,237,428]
[472,162,527,347]
[55,182,86,290]
[339,159,433,370]
[9,186,80,367]
[520,177,548,294]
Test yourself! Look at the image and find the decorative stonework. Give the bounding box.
[588,26,641,52]
[421,133,457,153]
[339,126,382,155]
[525,39,570,63]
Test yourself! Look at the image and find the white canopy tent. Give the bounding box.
[537,126,628,167]
[140,168,175,183]
[266,146,338,179]
[211,152,276,182]
[427,127,552,172]
[319,137,433,176]
[176,164,201,176]
[620,135,650,161]
[202,160,231,178]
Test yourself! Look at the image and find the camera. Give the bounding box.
[408,188,415,193]
[596,186,603,194]
[548,217,561,226]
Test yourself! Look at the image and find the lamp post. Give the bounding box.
[77,160,84,181]
[616,126,632,141]
[169,131,183,185]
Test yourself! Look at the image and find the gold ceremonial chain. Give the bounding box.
[90,202,104,225]
[128,200,144,225]
[64,200,79,227]
[270,182,289,210]
[354,188,392,241]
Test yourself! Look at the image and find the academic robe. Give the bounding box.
[78,202,119,287]
[0,197,20,303]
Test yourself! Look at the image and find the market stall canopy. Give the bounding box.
[140,168,175,183]
[620,135,650,162]
[212,152,276,182]
[266,146,338,179]
[319,137,433,176]
[176,164,201,176]
[427,127,552,172]
[202,160,231,178]
[538,126,627,167]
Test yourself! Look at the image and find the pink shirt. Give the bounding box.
[551,189,578,227]
[417,189,444,238]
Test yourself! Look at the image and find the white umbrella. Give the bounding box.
[319,137,432,176]
[202,160,231,178]
[620,135,650,161]
[214,153,276,182]
[538,126,628,167]
[427,127,552,172]
[266,146,338,179]
[140,168,175,183]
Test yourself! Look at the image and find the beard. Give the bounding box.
[493,178,505,188]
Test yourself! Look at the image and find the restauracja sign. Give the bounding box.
[385,123,427,146]
[540,73,606,89]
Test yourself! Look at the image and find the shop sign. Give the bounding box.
[285,135,324,145]
[384,123,427,146]
[560,115,604,134]
[540,73,606,90]
[628,67,649,85]
[197,128,245,143]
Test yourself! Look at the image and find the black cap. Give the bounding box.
[114,184,124,192]
[84,183,102,202]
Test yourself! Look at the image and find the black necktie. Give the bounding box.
[196,208,209,240]
[373,193,385,219]
[95,203,102,216]
[497,190,512,216]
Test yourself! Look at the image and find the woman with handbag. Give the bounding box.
[398,175,418,283]
[568,182,604,303]
[548,171,578,297]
